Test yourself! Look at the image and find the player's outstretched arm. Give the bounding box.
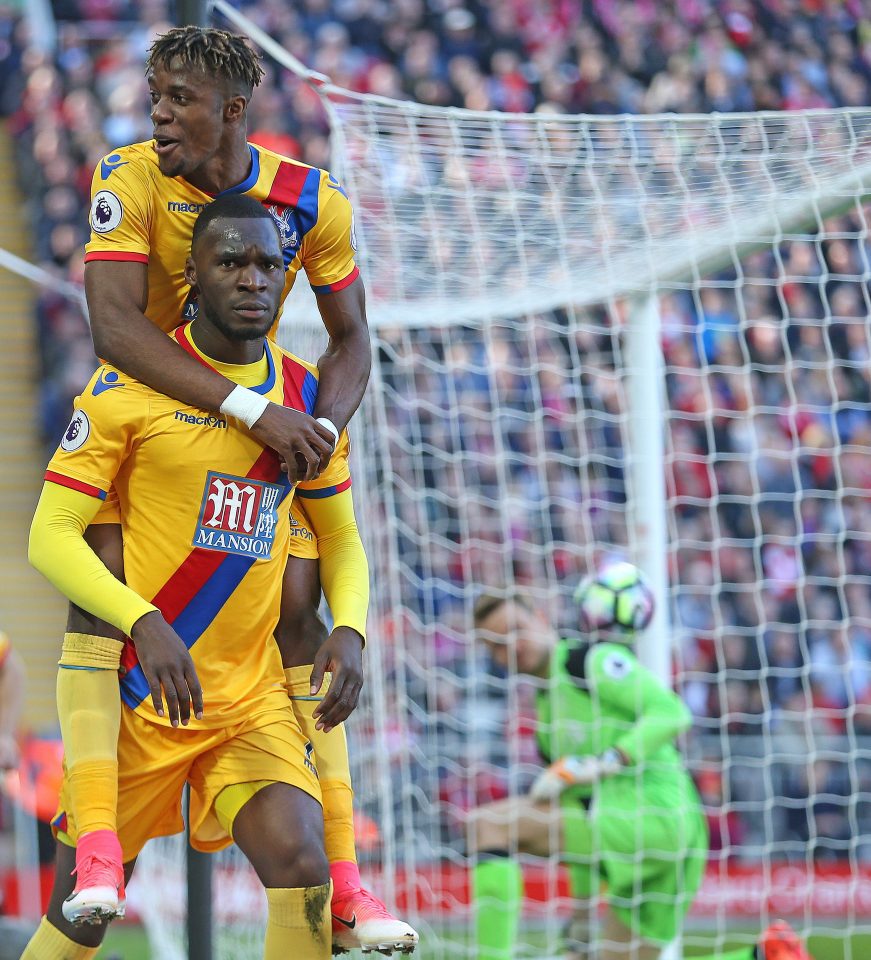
[591,647,692,764]
[29,481,203,727]
[313,277,371,434]
[85,260,334,481]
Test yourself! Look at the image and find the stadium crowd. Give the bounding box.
[5,0,871,440]
[3,0,871,866]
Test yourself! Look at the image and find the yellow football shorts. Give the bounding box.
[288,497,318,559]
[54,705,321,861]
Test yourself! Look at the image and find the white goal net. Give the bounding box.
[88,6,871,959]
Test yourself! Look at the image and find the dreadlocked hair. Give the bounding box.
[146,26,264,96]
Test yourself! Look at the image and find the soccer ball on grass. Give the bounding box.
[574,561,655,636]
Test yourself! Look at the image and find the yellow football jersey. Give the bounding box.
[84,140,360,334]
[44,323,351,728]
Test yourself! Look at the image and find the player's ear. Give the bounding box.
[184,256,197,289]
[223,94,247,123]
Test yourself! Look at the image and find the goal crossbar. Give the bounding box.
[211,1,871,328]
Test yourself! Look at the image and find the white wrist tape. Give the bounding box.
[220,386,270,429]
[316,417,340,446]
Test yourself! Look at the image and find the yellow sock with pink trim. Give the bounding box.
[57,633,123,836]
[285,666,358,868]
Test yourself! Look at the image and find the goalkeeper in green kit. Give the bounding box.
[468,563,812,960]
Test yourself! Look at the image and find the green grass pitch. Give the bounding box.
[97,923,871,959]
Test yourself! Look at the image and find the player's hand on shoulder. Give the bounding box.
[251,404,335,482]
[529,750,625,801]
[310,626,364,733]
[130,610,204,728]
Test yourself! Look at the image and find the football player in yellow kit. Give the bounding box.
[61,25,416,954]
[23,195,376,960]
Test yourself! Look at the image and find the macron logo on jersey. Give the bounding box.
[174,411,226,429]
[100,153,128,180]
[195,471,282,559]
[304,741,318,777]
[92,369,125,397]
[167,200,208,214]
[326,173,348,198]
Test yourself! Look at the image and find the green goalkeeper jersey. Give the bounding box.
[536,639,697,807]
[536,641,709,945]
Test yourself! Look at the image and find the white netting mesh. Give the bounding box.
[328,103,871,327]
[337,246,871,958]
[291,88,871,958]
[7,5,869,957]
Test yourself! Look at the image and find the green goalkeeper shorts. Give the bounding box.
[560,781,709,945]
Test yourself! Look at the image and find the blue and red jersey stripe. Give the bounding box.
[296,477,352,500]
[44,470,108,501]
[119,446,292,709]
[281,354,318,414]
[265,162,320,238]
[265,161,311,209]
[310,265,360,295]
[83,251,148,264]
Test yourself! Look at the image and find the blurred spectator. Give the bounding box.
[696,766,746,860]
[3,0,871,863]
[782,757,853,862]
[0,629,25,771]
[4,0,871,441]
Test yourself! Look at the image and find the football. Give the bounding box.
[574,561,656,635]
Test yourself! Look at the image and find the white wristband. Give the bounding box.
[316,417,340,447]
[220,385,270,429]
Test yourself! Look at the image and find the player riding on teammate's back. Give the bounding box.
[52,24,415,956]
[25,195,361,960]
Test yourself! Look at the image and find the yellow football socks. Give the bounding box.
[320,780,357,865]
[20,917,99,959]
[264,883,331,960]
[57,633,124,835]
[285,666,357,865]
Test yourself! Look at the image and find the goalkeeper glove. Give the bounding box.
[529,749,625,802]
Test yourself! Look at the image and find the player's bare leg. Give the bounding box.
[467,796,563,858]
[231,781,331,959]
[277,555,418,955]
[59,523,126,925]
[20,840,136,958]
